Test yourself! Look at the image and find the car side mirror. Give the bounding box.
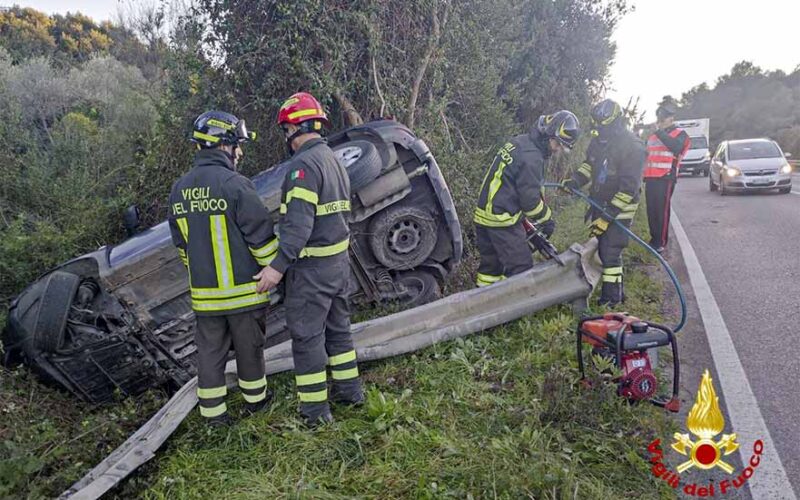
[123,205,141,237]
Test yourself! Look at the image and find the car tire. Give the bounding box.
[778,187,791,194]
[369,205,438,270]
[709,174,718,192]
[33,271,80,354]
[395,270,441,306]
[703,168,710,177]
[332,140,382,191]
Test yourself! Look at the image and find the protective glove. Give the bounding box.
[539,219,556,238]
[590,216,610,238]
[560,177,580,191]
[524,218,561,262]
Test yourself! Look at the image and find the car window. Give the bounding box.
[689,136,708,149]
[714,145,725,161]
[728,141,782,160]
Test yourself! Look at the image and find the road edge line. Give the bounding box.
[671,210,796,499]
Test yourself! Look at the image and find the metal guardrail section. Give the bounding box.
[62,240,601,499]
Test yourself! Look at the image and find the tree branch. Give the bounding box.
[371,55,386,117]
[334,89,363,127]
[406,0,444,129]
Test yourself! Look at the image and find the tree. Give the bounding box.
[679,61,800,155]
[0,7,55,62]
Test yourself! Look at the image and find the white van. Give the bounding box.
[675,118,711,176]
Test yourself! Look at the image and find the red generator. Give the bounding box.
[577,313,680,412]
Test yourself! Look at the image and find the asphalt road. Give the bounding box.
[669,175,800,496]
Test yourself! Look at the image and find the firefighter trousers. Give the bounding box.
[195,309,268,419]
[645,177,675,249]
[285,254,362,421]
[597,217,632,304]
[475,223,532,287]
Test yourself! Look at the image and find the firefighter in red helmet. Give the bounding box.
[254,92,363,427]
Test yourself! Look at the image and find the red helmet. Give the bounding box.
[277,92,330,126]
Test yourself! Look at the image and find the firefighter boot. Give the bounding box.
[599,281,624,307]
[331,378,365,406]
[206,413,234,428]
[302,402,334,428]
[244,389,274,416]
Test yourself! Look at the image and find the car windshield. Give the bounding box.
[728,142,782,160]
[689,136,708,149]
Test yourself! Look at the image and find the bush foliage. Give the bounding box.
[0,0,626,308]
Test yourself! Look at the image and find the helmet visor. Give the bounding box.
[236,120,257,142]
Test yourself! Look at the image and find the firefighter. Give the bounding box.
[643,101,690,253]
[254,92,363,427]
[168,111,276,426]
[473,110,580,287]
[562,99,647,305]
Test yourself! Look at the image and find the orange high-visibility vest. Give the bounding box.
[644,128,684,179]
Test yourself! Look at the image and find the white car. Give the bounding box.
[709,138,793,195]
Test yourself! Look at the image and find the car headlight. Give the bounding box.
[780,164,793,174]
[725,166,741,177]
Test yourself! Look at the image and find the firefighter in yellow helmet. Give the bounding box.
[473,110,580,288]
[254,92,363,427]
[168,111,275,426]
[562,99,647,305]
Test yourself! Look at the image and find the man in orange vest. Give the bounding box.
[643,101,690,253]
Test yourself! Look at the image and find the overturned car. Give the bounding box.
[3,120,462,403]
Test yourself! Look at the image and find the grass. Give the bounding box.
[128,199,677,499]
[1,197,678,499]
[0,367,168,498]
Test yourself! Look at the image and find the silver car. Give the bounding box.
[709,138,793,195]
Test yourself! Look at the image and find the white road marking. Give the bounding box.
[672,211,796,499]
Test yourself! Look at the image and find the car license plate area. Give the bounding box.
[747,177,775,187]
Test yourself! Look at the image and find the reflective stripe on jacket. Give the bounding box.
[168,149,277,315]
[568,125,646,221]
[270,138,351,274]
[473,129,551,228]
[644,126,690,178]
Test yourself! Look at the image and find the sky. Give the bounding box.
[608,0,800,120]
[11,0,800,121]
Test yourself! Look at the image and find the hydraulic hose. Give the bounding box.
[543,182,687,333]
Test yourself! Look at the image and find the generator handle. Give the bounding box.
[614,323,626,369]
[644,321,681,412]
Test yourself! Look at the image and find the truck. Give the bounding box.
[675,118,711,176]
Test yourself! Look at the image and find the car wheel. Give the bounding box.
[32,271,80,354]
[778,187,791,194]
[395,270,441,306]
[703,168,710,177]
[332,140,382,191]
[369,205,438,270]
[709,174,718,192]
